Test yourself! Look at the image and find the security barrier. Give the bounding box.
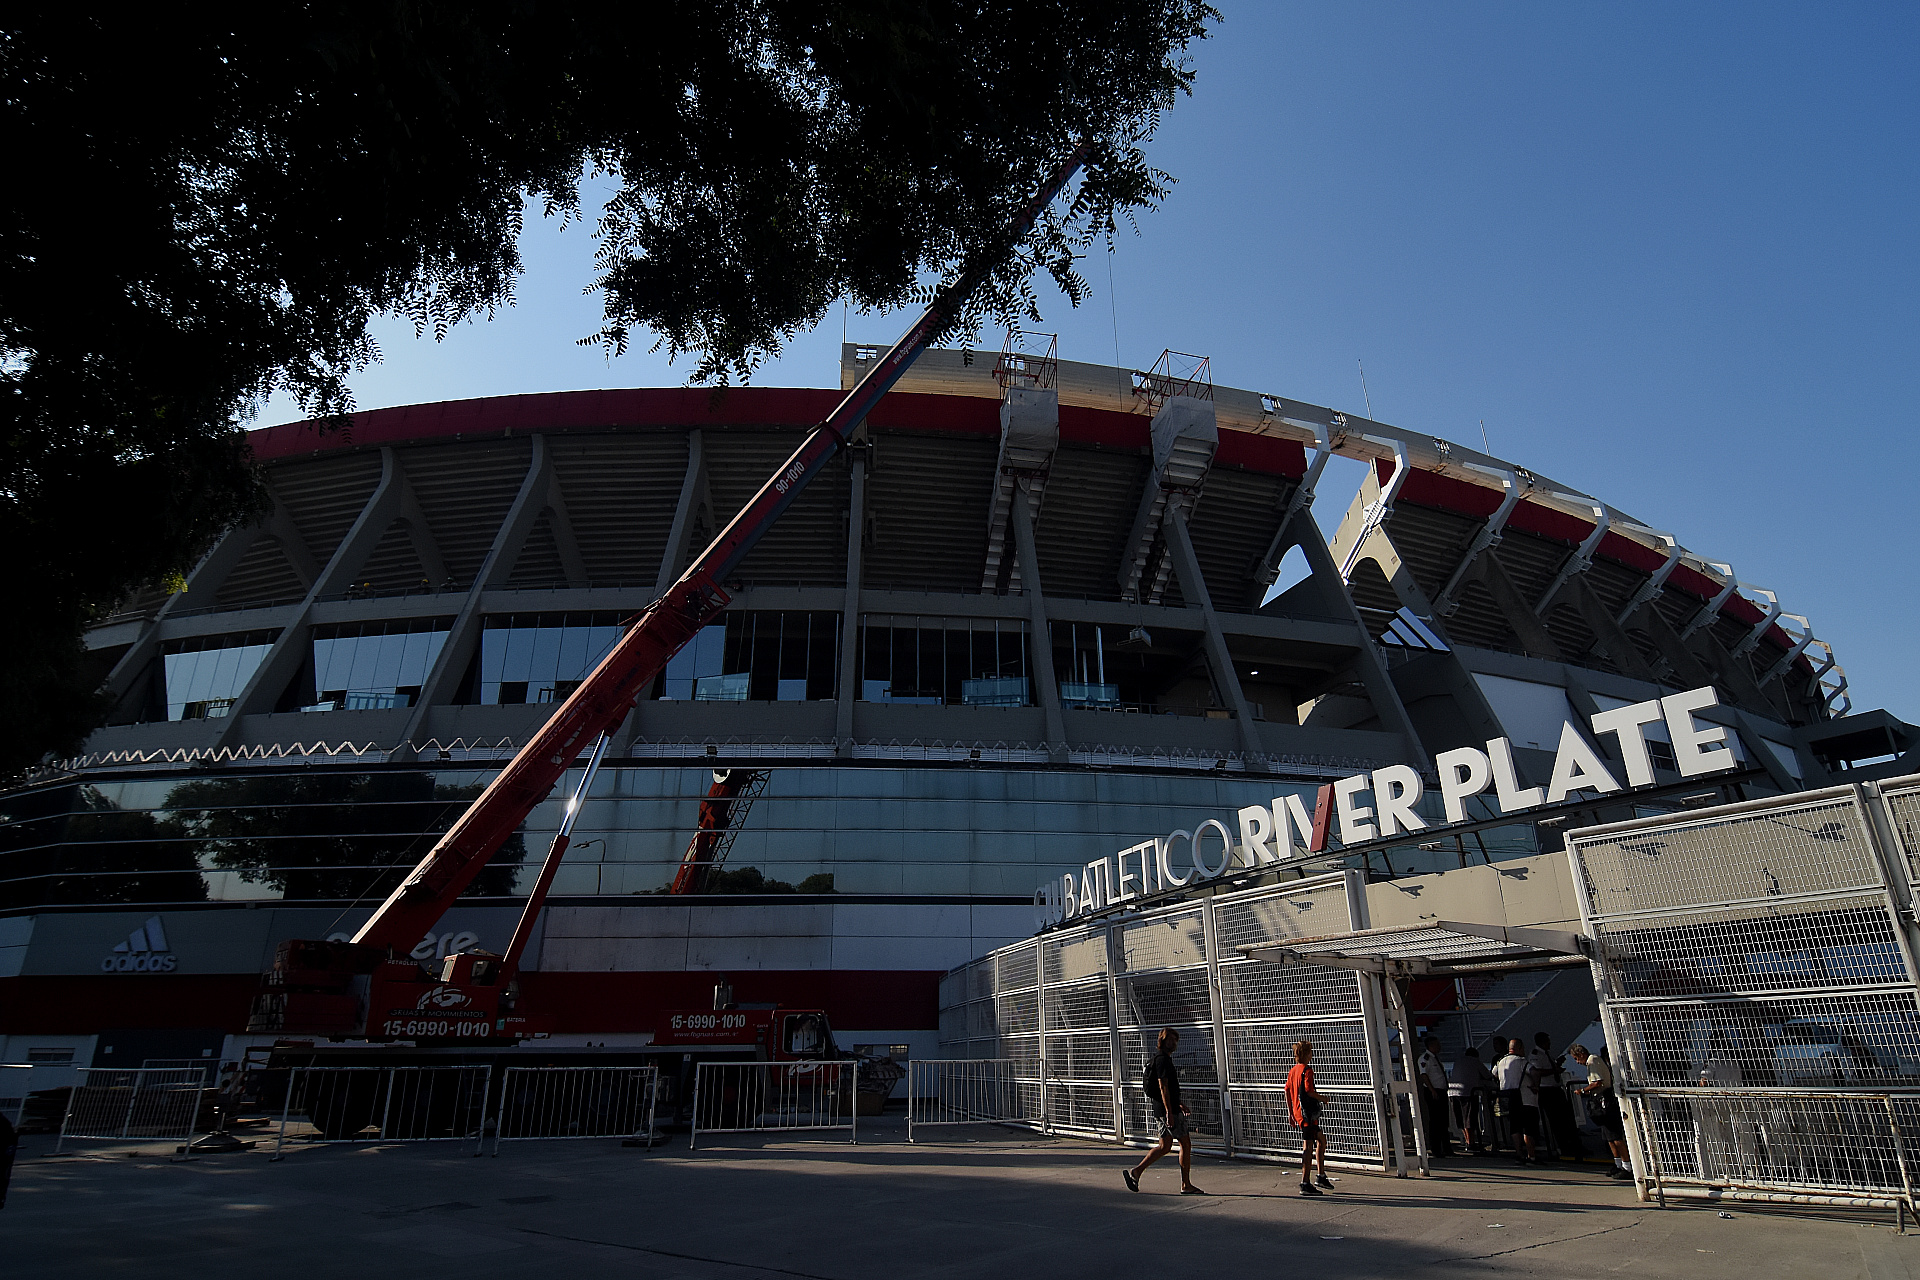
[55,1067,205,1153]
[939,871,1403,1172]
[491,1065,658,1154]
[907,1059,1029,1140]
[1570,773,1920,1220]
[0,1064,29,1127]
[690,1060,857,1149]
[271,1065,490,1157]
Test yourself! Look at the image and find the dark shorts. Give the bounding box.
[1157,1111,1188,1140]
[1597,1096,1626,1141]
[1298,1122,1321,1145]
[1515,1104,1541,1137]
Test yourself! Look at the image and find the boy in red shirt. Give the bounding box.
[1286,1040,1332,1195]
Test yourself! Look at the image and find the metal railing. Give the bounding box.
[490,1065,658,1154]
[1625,1087,1920,1223]
[907,1059,1029,1141]
[1,1064,32,1127]
[55,1067,206,1153]
[690,1061,858,1150]
[270,1066,490,1158]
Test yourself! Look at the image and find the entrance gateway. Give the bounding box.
[947,771,1920,1218]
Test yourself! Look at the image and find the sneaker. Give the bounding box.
[1300,1182,1324,1196]
[1124,1169,1139,1193]
[1315,1175,1334,1189]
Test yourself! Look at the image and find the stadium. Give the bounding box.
[1,339,1908,1084]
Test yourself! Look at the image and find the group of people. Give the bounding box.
[1417,1032,1629,1178]
[1125,1026,1633,1195]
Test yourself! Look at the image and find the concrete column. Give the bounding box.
[215,447,412,744]
[1160,510,1265,762]
[656,429,707,594]
[394,436,553,755]
[1008,479,1067,756]
[834,450,867,755]
[1293,520,1430,769]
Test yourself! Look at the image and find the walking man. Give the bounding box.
[1125,1028,1205,1195]
[1287,1040,1332,1195]
[1531,1032,1582,1159]
[1453,1045,1496,1155]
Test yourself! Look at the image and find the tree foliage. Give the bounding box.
[0,3,1216,773]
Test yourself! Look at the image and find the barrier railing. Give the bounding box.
[690,1061,857,1150]
[490,1065,658,1154]
[1,1064,33,1126]
[907,1059,1027,1141]
[270,1066,490,1158]
[55,1067,206,1153]
[1625,1087,1920,1225]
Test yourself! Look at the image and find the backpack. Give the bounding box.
[1142,1057,1162,1112]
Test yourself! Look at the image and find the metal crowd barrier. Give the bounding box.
[1,1064,34,1127]
[690,1060,858,1150]
[907,1059,1028,1141]
[490,1065,658,1155]
[54,1067,206,1153]
[270,1066,490,1158]
[1624,1087,1920,1225]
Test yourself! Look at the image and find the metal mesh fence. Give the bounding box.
[935,872,1388,1167]
[1571,777,1920,1214]
[1628,1089,1920,1208]
[56,1067,205,1152]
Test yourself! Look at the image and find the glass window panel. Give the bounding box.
[500,622,533,683]
[480,626,507,686]
[398,629,431,687]
[370,632,406,692]
[557,624,589,685]
[777,679,809,702]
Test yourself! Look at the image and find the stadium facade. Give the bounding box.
[3,343,1911,1084]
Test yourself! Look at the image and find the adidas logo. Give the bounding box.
[1377,607,1451,652]
[100,916,179,973]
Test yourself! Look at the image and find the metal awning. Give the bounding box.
[1237,919,1592,978]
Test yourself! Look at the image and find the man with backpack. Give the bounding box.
[1124,1027,1205,1195]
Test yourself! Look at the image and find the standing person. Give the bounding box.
[1287,1040,1333,1195]
[1453,1045,1496,1155]
[1125,1028,1205,1195]
[1530,1032,1582,1159]
[1416,1034,1454,1158]
[1493,1038,1538,1164]
[1570,1044,1632,1181]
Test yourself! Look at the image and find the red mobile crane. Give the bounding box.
[250,144,1090,1059]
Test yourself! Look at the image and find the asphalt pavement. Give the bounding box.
[4,1115,1917,1278]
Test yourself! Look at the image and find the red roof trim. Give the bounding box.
[248,388,1305,478]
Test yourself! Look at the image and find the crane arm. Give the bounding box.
[351,142,1090,955]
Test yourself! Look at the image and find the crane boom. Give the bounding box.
[350,142,1089,956]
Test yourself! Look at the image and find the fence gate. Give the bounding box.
[492,1065,658,1154]
[689,1060,857,1149]
[1570,777,1920,1217]
[907,1060,1029,1140]
[271,1066,491,1157]
[55,1067,205,1153]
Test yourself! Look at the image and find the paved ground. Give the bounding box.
[5,1116,1919,1278]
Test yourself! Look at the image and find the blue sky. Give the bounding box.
[257,3,1917,723]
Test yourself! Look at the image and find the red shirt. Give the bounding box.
[1286,1063,1317,1126]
